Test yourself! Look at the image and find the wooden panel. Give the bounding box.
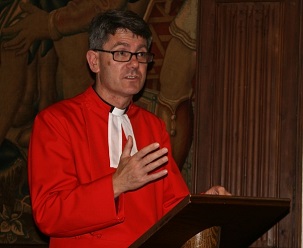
[193,0,302,247]
[212,2,282,197]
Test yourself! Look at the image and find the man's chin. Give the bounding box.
[124,84,143,95]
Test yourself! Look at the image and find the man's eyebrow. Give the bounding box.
[112,42,130,48]
[111,42,148,51]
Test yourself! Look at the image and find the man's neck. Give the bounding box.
[93,84,132,109]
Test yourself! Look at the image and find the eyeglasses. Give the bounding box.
[94,49,154,63]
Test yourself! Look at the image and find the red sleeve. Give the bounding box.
[28,111,124,237]
[157,120,190,215]
[129,107,190,219]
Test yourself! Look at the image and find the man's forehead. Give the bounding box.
[107,29,148,47]
[112,28,143,39]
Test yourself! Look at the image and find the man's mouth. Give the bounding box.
[125,75,138,79]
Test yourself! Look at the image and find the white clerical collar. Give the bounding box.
[108,106,138,168]
[111,107,126,116]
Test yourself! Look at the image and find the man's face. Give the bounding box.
[94,28,149,105]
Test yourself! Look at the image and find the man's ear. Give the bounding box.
[86,50,100,73]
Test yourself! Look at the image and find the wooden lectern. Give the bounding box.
[130,195,290,248]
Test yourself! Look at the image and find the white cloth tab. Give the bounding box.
[108,107,138,168]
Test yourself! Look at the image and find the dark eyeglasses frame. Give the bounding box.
[94,49,154,64]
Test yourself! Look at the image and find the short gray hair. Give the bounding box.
[88,10,152,50]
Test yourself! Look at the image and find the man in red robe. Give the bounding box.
[28,10,229,248]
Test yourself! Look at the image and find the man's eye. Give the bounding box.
[117,51,128,56]
[137,52,146,57]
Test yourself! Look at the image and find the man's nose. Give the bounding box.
[127,54,140,67]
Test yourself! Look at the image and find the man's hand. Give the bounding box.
[112,136,168,198]
[2,2,49,55]
[204,185,231,195]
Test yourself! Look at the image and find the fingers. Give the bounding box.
[2,34,29,55]
[113,140,169,197]
[2,24,28,53]
[2,24,21,38]
[120,137,168,171]
[143,149,168,173]
[120,135,133,159]
[3,34,24,50]
[218,186,232,195]
[1,3,36,37]
[129,143,169,183]
[135,142,161,159]
[130,141,168,174]
[20,2,38,13]
[144,168,168,182]
[141,146,168,165]
[204,186,231,196]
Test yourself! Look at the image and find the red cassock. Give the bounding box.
[28,86,190,248]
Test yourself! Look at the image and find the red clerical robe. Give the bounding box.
[28,86,190,248]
